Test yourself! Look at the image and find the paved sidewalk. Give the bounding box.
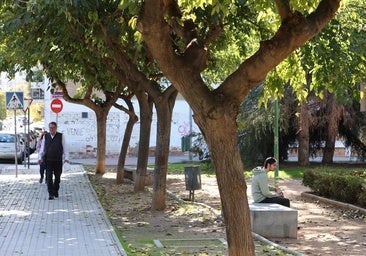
[0,164,127,256]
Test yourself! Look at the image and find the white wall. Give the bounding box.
[43,94,200,157]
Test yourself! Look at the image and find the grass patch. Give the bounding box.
[167,163,194,174]
[155,238,226,248]
[168,162,304,179]
[113,226,134,255]
[244,168,304,179]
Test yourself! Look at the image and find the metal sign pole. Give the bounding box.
[23,98,33,169]
[27,108,30,168]
[14,110,18,178]
[6,91,24,178]
[189,108,192,161]
[24,114,27,167]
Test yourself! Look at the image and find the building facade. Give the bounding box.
[43,89,199,158]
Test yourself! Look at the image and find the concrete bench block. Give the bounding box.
[124,167,154,186]
[249,203,298,238]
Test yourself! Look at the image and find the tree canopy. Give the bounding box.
[238,0,366,165]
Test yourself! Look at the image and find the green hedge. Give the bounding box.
[302,169,366,208]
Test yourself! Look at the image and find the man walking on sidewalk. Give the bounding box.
[38,122,69,200]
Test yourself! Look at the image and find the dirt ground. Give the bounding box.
[88,171,366,256]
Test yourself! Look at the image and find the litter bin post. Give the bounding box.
[184,166,201,202]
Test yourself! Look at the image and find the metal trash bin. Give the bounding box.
[184,166,201,201]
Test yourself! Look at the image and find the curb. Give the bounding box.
[252,232,305,256]
[301,192,366,215]
[82,169,128,255]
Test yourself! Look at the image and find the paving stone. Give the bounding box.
[0,165,126,256]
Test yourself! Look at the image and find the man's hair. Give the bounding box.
[49,121,57,127]
[264,157,277,168]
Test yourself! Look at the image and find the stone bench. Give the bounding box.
[249,203,298,238]
[124,167,154,186]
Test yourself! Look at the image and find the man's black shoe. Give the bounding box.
[39,178,43,183]
[54,193,58,198]
[49,195,54,200]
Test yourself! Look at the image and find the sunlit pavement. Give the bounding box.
[0,164,126,256]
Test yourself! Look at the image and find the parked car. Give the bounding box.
[18,131,37,155]
[0,132,25,162]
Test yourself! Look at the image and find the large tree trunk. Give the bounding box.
[134,91,153,192]
[116,97,138,184]
[151,89,177,210]
[297,101,310,166]
[322,131,336,164]
[95,110,108,174]
[194,110,255,256]
[322,93,342,164]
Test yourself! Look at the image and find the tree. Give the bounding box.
[0,1,177,201]
[139,1,341,255]
[0,93,6,121]
[24,1,179,196]
[58,1,180,198]
[237,84,297,165]
[0,2,131,174]
[113,90,139,184]
[305,1,366,164]
[262,0,366,165]
[51,76,124,174]
[29,103,44,122]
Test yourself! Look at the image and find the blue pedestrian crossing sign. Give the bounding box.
[6,92,24,110]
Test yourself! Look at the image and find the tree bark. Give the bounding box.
[151,88,178,210]
[193,109,255,256]
[116,96,138,184]
[297,101,310,166]
[95,111,108,174]
[322,93,343,164]
[134,90,153,192]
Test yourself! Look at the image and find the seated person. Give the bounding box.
[251,157,290,207]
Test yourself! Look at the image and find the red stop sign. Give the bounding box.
[50,98,63,113]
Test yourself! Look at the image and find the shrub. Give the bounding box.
[358,184,366,208]
[303,170,332,197]
[303,168,365,207]
[329,175,361,204]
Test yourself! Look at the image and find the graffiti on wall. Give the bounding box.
[55,111,124,154]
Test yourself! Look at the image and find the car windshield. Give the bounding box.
[0,134,15,143]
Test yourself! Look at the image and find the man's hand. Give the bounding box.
[276,188,284,198]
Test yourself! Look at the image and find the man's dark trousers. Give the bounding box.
[46,160,63,197]
[260,196,290,207]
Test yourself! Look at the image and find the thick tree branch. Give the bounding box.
[139,0,210,98]
[275,0,291,21]
[49,74,96,110]
[218,0,342,104]
[113,91,135,115]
